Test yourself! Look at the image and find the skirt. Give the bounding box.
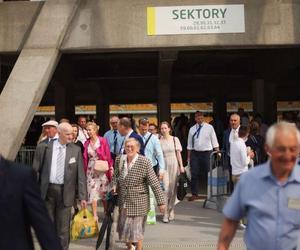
[117,208,146,243]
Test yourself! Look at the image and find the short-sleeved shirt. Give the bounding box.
[187,122,219,151]
[223,161,300,250]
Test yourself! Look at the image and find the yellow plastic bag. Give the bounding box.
[71,208,99,240]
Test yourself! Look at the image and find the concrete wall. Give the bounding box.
[0,0,300,53]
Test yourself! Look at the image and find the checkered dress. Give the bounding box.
[113,154,165,217]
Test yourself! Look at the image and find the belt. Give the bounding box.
[192,150,212,153]
[49,183,64,187]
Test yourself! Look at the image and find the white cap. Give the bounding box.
[42,120,58,128]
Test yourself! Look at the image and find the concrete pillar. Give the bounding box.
[252,79,265,116]
[252,79,277,125]
[213,93,227,127]
[54,61,75,123]
[96,87,110,136]
[157,51,177,124]
[264,82,277,125]
[0,0,81,160]
[54,81,75,123]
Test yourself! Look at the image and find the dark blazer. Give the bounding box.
[129,131,145,155]
[222,128,231,155]
[32,141,87,207]
[0,157,62,250]
[113,154,165,216]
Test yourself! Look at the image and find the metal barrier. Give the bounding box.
[15,146,36,166]
[203,150,230,212]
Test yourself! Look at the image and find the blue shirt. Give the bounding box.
[223,161,300,250]
[141,132,165,173]
[104,129,124,155]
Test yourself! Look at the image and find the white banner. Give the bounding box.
[147,5,245,35]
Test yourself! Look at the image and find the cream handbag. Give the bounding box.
[94,160,109,172]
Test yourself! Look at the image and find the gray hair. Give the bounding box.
[124,138,141,151]
[266,121,300,148]
[57,122,72,133]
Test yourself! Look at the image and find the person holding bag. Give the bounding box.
[83,122,114,221]
[113,138,165,250]
[160,121,185,223]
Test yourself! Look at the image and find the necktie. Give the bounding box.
[113,130,118,155]
[56,146,64,184]
[192,125,202,148]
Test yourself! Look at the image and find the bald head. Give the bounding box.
[58,122,73,145]
[110,116,119,130]
[229,113,240,129]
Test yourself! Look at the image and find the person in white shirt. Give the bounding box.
[230,125,254,185]
[187,111,219,201]
[77,116,89,144]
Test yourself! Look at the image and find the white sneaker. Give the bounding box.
[169,210,175,221]
[238,223,246,230]
[162,214,169,223]
[129,245,136,250]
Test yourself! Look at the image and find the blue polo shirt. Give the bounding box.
[223,161,300,250]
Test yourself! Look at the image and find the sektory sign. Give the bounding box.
[147,5,245,35]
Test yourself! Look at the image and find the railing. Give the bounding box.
[15,146,36,166]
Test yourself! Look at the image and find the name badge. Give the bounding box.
[69,157,76,164]
[288,198,300,210]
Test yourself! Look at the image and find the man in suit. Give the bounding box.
[33,122,87,250]
[0,155,62,250]
[117,117,145,155]
[222,113,241,191]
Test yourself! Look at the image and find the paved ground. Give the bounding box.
[64,198,246,250]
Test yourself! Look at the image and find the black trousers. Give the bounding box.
[190,150,212,195]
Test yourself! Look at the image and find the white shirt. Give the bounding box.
[230,137,250,175]
[49,140,66,184]
[77,127,88,144]
[187,123,219,151]
[229,126,240,144]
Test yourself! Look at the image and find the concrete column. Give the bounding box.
[213,93,227,127]
[252,79,265,116]
[264,82,277,125]
[252,79,277,125]
[54,81,75,123]
[0,0,81,159]
[96,87,110,136]
[157,51,177,124]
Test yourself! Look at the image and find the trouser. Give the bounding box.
[45,184,72,250]
[190,150,212,195]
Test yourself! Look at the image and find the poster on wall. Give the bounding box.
[147,4,245,35]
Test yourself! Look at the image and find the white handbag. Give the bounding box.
[94,160,109,172]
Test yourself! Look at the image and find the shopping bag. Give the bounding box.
[185,164,191,181]
[146,187,156,225]
[177,173,188,201]
[71,208,99,240]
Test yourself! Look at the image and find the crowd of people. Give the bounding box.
[2,109,300,250]
[26,115,188,250]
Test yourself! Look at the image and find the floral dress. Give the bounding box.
[86,138,109,203]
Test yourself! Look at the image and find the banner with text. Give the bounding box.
[147,5,245,36]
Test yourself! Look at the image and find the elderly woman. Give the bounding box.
[113,138,165,250]
[83,122,113,221]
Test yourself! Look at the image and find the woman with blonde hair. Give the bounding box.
[83,122,113,221]
[160,121,185,223]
